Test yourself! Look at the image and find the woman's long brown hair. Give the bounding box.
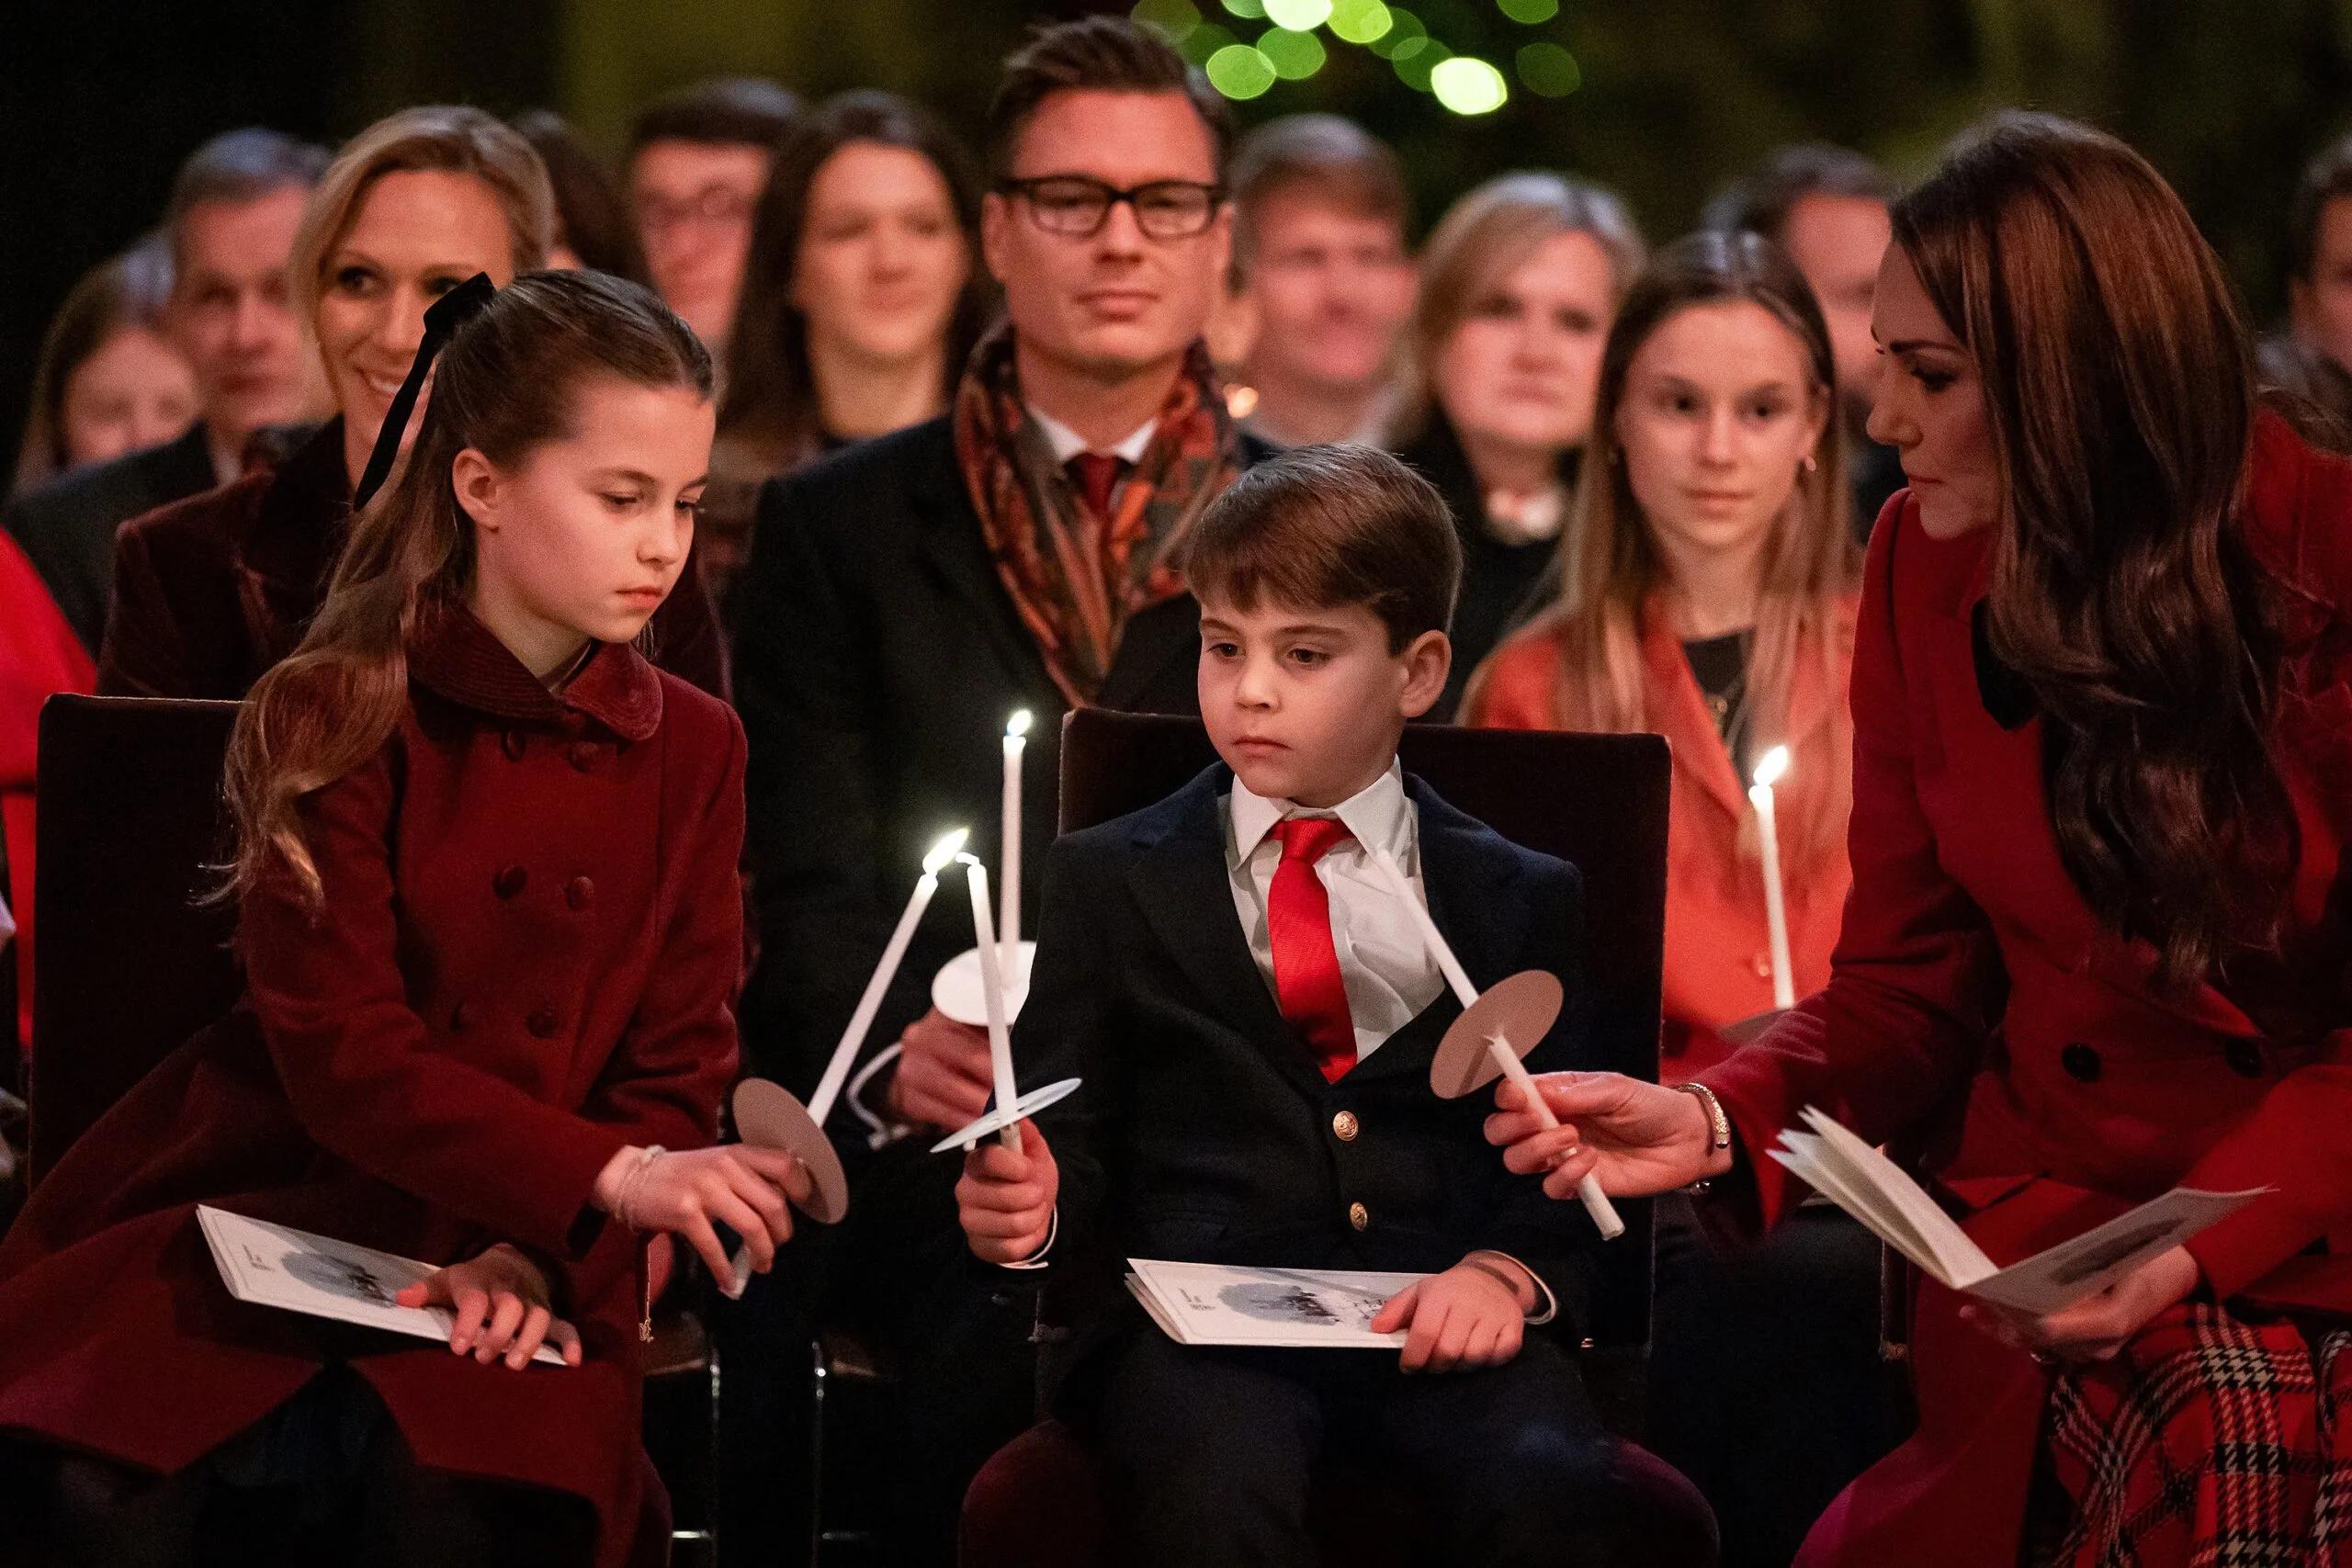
[1485,229,1860,868]
[220,270,712,908]
[1897,113,2296,988]
[719,90,991,472]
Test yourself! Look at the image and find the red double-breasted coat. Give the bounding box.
[0,607,745,1568]
[1699,411,2352,1566]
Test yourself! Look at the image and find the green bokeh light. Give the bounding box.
[1496,0,1559,21]
[1328,0,1394,42]
[1221,0,1268,17]
[1515,40,1580,95]
[1259,26,1328,77]
[1130,0,1204,40]
[1430,54,1509,113]
[1179,20,1240,64]
[1368,6,1426,58]
[1206,42,1280,97]
[1392,34,1451,89]
[1262,0,1333,28]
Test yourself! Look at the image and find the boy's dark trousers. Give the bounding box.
[1087,1329,1625,1568]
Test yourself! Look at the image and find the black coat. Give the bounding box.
[3,423,217,653]
[1395,417,1575,723]
[1019,763,1600,1396]
[730,414,1265,1095]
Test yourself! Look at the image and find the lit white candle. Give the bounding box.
[1749,745,1796,1011]
[1001,710,1032,976]
[962,857,1023,1152]
[1365,845,1623,1240]
[808,829,969,1127]
[729,828,972,1294]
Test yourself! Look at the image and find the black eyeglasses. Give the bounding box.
[996,175,1226,240]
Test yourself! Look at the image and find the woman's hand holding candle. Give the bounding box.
[1486,1072,1734,1201]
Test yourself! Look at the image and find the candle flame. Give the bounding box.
[1752,745,1791,789]
[1005,709,1034,739]
[923,829,971,874]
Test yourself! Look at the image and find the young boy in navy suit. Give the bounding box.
[956,445,1627,1566]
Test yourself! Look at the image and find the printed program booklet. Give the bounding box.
[197,1205,571,1366]
[1770,1108,2265,1315]
[1125,1258,1426,1348]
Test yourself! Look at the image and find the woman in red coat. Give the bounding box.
[0,269,804,1567]
[1493,114,2352,1566]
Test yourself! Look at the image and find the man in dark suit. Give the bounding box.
[958,447,1623,1567]
[4,130,329,652]
[724,17,1263,1563]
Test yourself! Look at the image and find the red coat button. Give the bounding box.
[449,1001,473,1030]
[501,730,527,761]
[527,1009,560,1038]
[493,865,527,898]
[567,742,598,772]
[566,876,594,910]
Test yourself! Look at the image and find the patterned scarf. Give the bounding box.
[953,323,1242,705]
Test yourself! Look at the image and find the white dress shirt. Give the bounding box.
[1223,760,1445,1063]
[1028,406,1159,465]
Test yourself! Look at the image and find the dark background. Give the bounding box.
[7,0,2351,471]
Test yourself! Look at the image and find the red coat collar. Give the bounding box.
[408,604,664,741]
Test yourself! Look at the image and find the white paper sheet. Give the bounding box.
[1769,1110,2266,1317]
[1125,1258,1423,1348]
[198,1206,571,1366]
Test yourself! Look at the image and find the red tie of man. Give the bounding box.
[1068,452,1122,519]
[1268,817,1359,1082]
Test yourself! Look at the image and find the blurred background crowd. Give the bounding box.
[10,5,2352,1566]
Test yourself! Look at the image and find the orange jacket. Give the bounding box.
[1464,591,1858,1075]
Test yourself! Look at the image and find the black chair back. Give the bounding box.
[30,695,241,1187]
[1057,708,1669,1350]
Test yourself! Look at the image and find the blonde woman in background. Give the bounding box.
[1394,171,1644,718]
[97,105,727,703]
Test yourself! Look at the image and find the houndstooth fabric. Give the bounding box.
[2036,1301,2352,1567]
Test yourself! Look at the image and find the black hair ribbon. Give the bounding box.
[350,271,500,511]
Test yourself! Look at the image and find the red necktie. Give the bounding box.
[1067,452,1122,520]
[1268,817,1358,1082]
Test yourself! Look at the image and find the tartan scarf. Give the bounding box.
[952,324,1242,705]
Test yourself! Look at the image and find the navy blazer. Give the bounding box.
[1020,762,1602,1383]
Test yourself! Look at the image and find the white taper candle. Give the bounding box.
[1749,746,1796,1011]
[1001,711,1031,975]
[963,859,1023,1152]
[1365,845,1623,1239]
[808,828,969,1127]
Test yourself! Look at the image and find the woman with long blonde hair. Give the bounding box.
[97,105,728,705]
[1394,171,1644,719]
[1466,228,1889,1568]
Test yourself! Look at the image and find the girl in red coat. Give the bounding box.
[0,268,805,1567]
[1492,114,2352,1566]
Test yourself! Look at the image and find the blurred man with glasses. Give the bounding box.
[627,76,798,365]
[724,17,1269,1563]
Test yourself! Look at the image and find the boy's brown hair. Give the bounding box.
[1180,445,1461,652]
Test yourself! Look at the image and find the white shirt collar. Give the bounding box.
[1028,404,1158,466]
[1228,759,1411,865]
